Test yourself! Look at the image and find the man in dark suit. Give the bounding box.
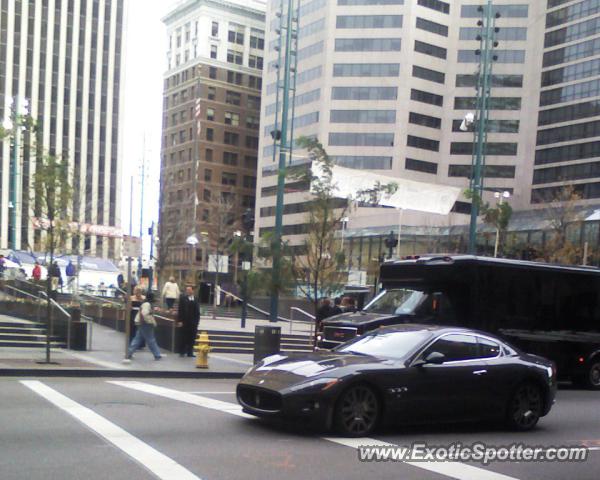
[177,285,201,357]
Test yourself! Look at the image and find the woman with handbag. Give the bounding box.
[124,292,162,361]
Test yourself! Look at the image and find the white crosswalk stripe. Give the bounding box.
[20,380,202,480]
[109,380,521,480]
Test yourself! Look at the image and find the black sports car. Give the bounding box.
[237,324,557,436]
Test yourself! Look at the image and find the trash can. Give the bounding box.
[69,307,87,351]
[254,325,281,363]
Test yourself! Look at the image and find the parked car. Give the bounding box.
[237,324,557,436]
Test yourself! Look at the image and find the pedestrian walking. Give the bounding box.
[161,276,180,310]
[177,285,200,357]
[32,262,42,282]
[49,261,62,299]
[130,287,146,348]
[66,260,76,293]
[124,292,162,361]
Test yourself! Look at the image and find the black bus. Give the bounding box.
[317,255,600,389]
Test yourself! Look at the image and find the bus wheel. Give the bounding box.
[586,359,600,390]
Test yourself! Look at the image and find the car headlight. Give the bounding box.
[289,377,339,392]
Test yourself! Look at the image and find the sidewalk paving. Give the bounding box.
[0,315,262,378]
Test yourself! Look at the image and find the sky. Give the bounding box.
[121,0,179,249]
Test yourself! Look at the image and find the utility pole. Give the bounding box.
[269,0,299,322]
[468,0,500,254]
[138,137,146,281]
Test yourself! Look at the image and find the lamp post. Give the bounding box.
[493,191,510,257]
[467,0,501,254]
[186,233,199,285]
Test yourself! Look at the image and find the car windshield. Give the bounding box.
[363,289,426,315]
[335,330,433,360]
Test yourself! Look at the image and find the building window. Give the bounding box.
[246,116,260,129]
[331,86,397,100]
[207,86,216,100]
[414,40,447,59]
[228,23,245,45]
[458,50,525,63]
[242,195,255,208]
[456,74,523,88]
[411,88,443,106]
[204,169,212,181]
[206,128,214,141]
[223,151,239,165]
[412,65,445,84]
[224,112,240,126]
[248,75,262,90]
[246,136,259,149]
[333,63,400,77]
[335,38,401,52]
[224,131,240,145]
[247,95,261,110]
[417,0,449,15]
[248,55,263,70]
[406,158,438,174]
[537,119,600,146]
[206,108,215,121]
[211,21,219,36]
[454,97,521,110]
[209,67,217,79]
[225,90,241,106]
[449,164,516,178]
[330,155,392,169]
[329,132,394,146]
[227,71,243,85]
[243,176,256,189]
[205,149,213,162]
[450,142,518,155]
[250,28,265,49]
[227,49,243,65]
[416,17,448,37]
[407,135,440,152]
[222,172,237,186]
[210,45,217,59]
[330,110,396,123]
[336,15,403,29]
[461,5,528,18]
[409,112,441,129]
[244,155,258,169]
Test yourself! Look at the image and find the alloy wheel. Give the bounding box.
[336,385,379,436]
[509,384,542,431]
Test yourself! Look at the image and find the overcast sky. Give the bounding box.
[121,0,179,246]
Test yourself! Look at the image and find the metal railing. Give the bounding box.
[39,291,73,349]
[289,307,316,335]
[218,287,292,323]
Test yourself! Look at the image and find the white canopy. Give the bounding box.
[315,164,462,215]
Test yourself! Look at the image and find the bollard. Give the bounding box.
[194,331,210,369]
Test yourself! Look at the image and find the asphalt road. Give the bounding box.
[1,378,599,480]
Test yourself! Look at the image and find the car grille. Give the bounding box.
[323,326,358,343]
[237,386,282,412]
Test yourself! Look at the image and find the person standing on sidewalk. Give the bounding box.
[161,277,180,310]
[32,262,42,283]
[65,260,76,293]
[124,292,162,361]
[177,285,200,357]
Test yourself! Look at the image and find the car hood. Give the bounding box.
[240,351,387,391]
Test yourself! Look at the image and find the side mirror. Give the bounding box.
[414,351,446,367]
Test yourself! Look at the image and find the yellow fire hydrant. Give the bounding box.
[194,331,210,369]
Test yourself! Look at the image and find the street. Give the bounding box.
[1,378,599,480]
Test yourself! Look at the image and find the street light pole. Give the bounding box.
[270,0,299,323]
[493,191,510,257]
[468,0,500,254]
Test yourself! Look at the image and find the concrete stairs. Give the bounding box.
[0,319,66,348]
[204,329,314,354]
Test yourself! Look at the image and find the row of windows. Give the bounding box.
[269,17,326,52]
[330,155,393,169]
[415,40,447,59]
[451,119,520,133]
[413,65,445,84]
[265,89,321,116]
[331,86,398,100]
[329,110,396,123]
[336,15,403,29]
[409,111,442,129]
[535,140,600,165]
[448,164,516,178]
[297,41,324,62]
[416,17,448,37]
[261,180,311,197]
[548,0,575,7]
[406,157,438,174]
[335,38,401,52]
[542,58,600,87]
[204,129,258,149]
[459,27,527,41]
[540,78,600,106]
[450,142,518,155]
[533,160,600,184]
[329,132,394,146]
[454,97,522,110]
[532,182,600,203]
[407,134,439,152]
[546,0,600,28]
[458,50,525,63]
[545,16,600,48]
[332,63,400,77]
[456,74,523,88]
[417,0,449,14]
[412,88,444,106]
[269,0,326,31]
[260,223,308,237]
[266,66,322,94]
[543,37,600,68]
[263,111,320,136]
[262,162,310,177]
[338,0,404,4]
[260,198,348,218]
[461,5,528,18]
[537,119,600,145]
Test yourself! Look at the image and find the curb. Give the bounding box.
[0,369,245,379]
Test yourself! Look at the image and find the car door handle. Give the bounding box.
[472,369,487,375]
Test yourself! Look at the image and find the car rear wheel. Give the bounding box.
[586,360,600,390]
[334,384,380,437]
[506,383,543,431]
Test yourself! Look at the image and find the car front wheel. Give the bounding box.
[506,383,543,431]
[334,384,380,437]
[586,360,600,390]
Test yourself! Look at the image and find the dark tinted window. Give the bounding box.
[337,330,433,359]
[478,337,501,358]
[422,334,479,362]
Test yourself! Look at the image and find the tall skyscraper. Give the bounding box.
[0,0,125,258]
[255,0,575,252]
[160,0,266,283]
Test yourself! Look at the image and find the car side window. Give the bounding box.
[421,334,479,362]
[478,337,501,358]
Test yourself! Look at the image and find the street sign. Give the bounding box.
[123,235,142,258]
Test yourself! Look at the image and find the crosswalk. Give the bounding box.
[17,378,532,480]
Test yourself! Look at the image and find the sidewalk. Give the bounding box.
[0,315,258,378]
